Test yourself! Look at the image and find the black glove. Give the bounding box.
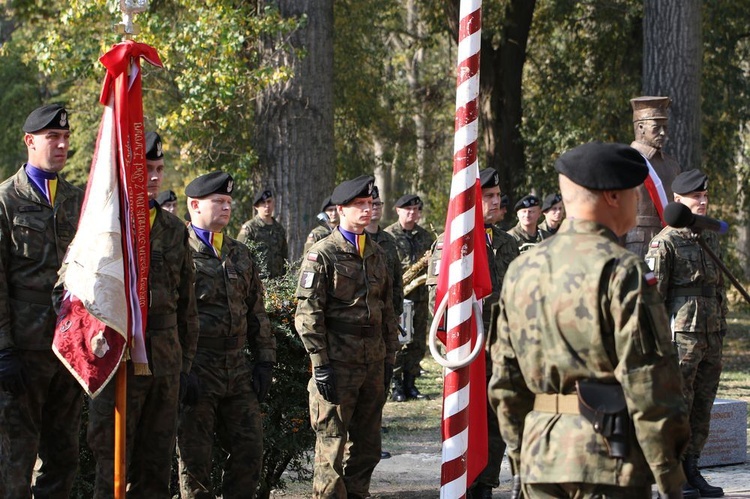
[510,474,521,499]
[313,364,338,404]
[384,362,394,393]
[0,348,26,397]
[181,371,201,406]
[252,362,274,403]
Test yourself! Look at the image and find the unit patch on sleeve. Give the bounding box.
[301,271,316,289]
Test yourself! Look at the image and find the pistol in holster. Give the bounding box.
[576,379,630,459]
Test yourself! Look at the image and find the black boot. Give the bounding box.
[680,481,700,499]
[403,373,427,400]
[391,375,406,402]
[683,454,724,497]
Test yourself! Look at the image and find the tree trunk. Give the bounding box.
[642,0,702,169]
[255,0,335,260]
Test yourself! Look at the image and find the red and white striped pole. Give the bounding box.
[440,0,482,497]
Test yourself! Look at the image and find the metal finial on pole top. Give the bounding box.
[116,0,149,38]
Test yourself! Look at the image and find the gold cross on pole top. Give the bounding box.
[116,0,149,38]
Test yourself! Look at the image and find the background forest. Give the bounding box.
[2,0,750,279]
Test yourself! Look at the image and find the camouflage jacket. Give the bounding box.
[236,215,289,278]
[0,166,82,350]
[488,219,689,494]
[384,222,434,303]
[367,226,404,316]
[189,226,275,365]
[507,222,552,254]
[645,227,727,333]
[303,224,332,254]
[294,228,399,367]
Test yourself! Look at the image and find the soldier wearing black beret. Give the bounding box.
[85,131,200,497]
[489,142,690,499]
[157,190,178,214]
[508,194,550,253]
[179,170,276,498]
[303,194,341,254]
[646,166,726,499]
[0,104,84,496]
[539,192,565,235]
[237,186,289,279]
[295,174,398,498]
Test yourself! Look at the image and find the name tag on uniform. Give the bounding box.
[301,271,315,288]
[226,266,238,280]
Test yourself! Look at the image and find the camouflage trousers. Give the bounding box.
[0,349,82,499]
[676,330,724,455]
[394,298,428,378]
[177,358,263,499]
[87,363,179,499]
[523,482,652,498]
[309,360,385,499]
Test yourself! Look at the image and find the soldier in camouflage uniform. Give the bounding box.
[624,96,682,259]
[0,104,83,497]
[178,172,276,499]
[385,194,434,401]
[304,196,339,253]
[538,192,564,235]
[489,142,690,499]
[85,132,200,498]
[645,169,727,498]
[507,195,551,253]
[236,188,289,278]
[295,175,399,499]
[426,169,519,498]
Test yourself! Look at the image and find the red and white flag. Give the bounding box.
[53,41,162,397]
[642,156,669,225]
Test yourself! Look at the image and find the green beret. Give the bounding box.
[514,195,540,212]
[541,193,562,212]
[331,175,375,205]
[672,169,708,195]
[253,189,273,206]
[23,104,69,133]
[479,168,500,189]
[320,196,334,212]
[395,193,422,208]
[156,190,177,205]
[186,171,234,198]
[146,132,163,160]
[554,141,648,190]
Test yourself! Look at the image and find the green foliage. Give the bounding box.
[0,50,40,179]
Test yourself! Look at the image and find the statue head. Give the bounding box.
[631,96,670,149]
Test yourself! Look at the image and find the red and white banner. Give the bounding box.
[434,0,492,496]
[53,41,162,397]
[642,156,669,225]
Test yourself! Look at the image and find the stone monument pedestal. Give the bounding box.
[698,398,747,468]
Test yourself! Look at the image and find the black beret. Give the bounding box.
[554,141,648,190]
[253,189,273,206]
[145,132,163,160]
[185,171,234,198]
[541,193,562,212]
[514,195,540,212]
[331,175,375,206]
[395,193,422,208]
[672,169,708,195]
[23,104,69,133]
[500,194,509,208]
[156,190,177,205]
[320,196,334,212]
[479,168,500,189]
[372,185,380,200]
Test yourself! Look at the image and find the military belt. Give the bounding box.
[10,287,51,306]
[533,393,580,415]
[197,335,243,350]
[148,313,178,329]
[325,318,377,337]
[669,287,716,299]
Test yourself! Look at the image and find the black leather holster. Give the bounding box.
[576,379,630,458]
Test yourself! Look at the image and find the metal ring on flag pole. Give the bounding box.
[428,292,484,369]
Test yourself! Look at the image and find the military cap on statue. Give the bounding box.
[631,96,671,122]
[479,168,500,189]
[23,104,69,133]
[394,193,422,209]
[253,189,273,206]
[185,171,235,198]
[156,190,177,205]
[330,175,375,206]
[672,169,708,195]
[541,193,562,213]
[555,141,648,190]
[145,131,163,160]
[514,194,540,212]
[500,194,509,208]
